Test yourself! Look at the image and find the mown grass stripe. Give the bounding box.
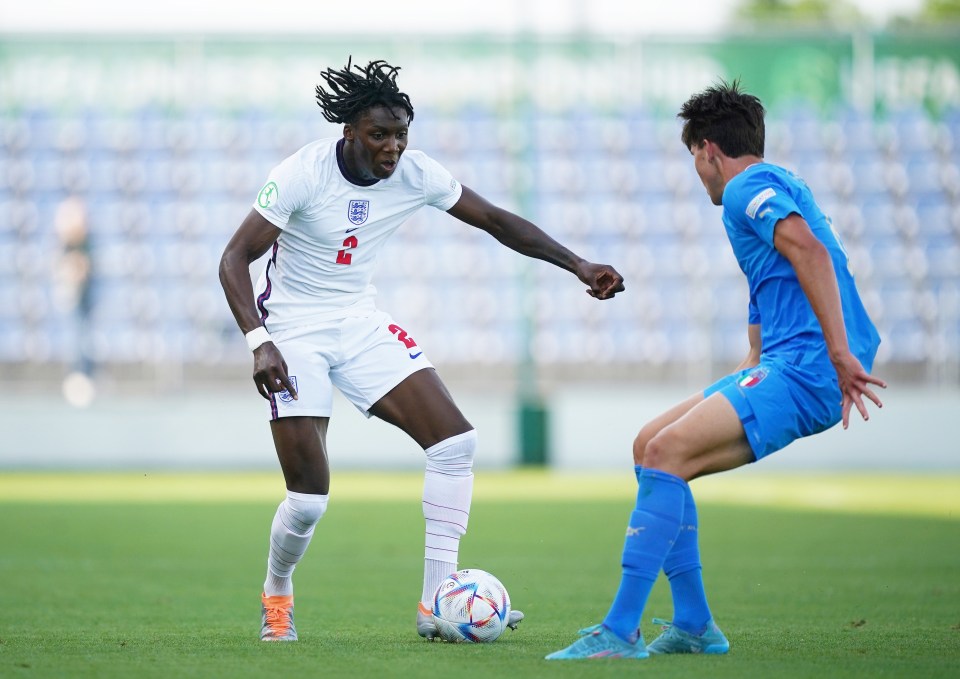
[0,471,956,519]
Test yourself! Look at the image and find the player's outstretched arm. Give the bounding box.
[447,186,625,300]
[734,323,762,372]
[219,209,298,401]
[773,214,885,428]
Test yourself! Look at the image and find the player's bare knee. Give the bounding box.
[632,433,647,466]
[642,432,685,476]
[633,424,658,465]
[282,455,330,494]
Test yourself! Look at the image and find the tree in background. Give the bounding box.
[731,0,867,28]
[734,0,960,28]
[890,0,960,26]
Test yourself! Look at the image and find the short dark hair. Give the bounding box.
[315,57,415,125]
[678,79,765,158]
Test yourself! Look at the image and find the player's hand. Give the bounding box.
[577,262,625,300]
[252,343,298,401]
[832,352,885,429]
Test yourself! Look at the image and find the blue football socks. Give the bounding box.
[662,482,712,635]
[602,468,687,643]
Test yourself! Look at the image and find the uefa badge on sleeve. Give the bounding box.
[278,376,298,403]
[258,181,278,209]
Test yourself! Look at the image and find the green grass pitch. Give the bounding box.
[1,471,957,678]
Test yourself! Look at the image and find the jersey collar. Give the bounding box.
[336,138,380,187]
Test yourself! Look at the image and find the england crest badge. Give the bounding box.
[278,376,298,403]
[348,200,369,226]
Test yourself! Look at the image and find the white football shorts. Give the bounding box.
[265,310,434,420]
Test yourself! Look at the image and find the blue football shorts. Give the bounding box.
[264,309,433,421]
[704,354,844,461]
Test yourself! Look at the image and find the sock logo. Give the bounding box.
[626,526,645,537]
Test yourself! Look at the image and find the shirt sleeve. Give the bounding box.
[252,155,312,229]
[726,171,802,248]
[419,154,463,210]
[748,294,761,325]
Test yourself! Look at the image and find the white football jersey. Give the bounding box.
[251,137,462,332]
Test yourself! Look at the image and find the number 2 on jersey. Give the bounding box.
[336,235,358,265]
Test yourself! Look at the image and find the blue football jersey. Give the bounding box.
[721,163,880,365]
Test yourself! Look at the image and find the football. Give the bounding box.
[432,568,511,643]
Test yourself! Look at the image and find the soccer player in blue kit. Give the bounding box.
[547,80,886,660]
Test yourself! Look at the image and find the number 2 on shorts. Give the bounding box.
[388,324,418,349]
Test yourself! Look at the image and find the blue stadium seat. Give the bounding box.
[2,115,31,153]
[1,89,958,373]
[923,237,960,281]
[836,107,879,154]
[622,109,663,155]
[883,319,929,361]
[903,157,945,200]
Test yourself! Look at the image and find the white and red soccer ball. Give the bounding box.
[432,569,511,643]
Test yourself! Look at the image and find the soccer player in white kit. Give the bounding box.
[219,58,625,642]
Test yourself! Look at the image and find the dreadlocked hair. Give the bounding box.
[315,57,414,125]
[678,78,765,158]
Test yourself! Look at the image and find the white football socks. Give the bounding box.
[263,490,329,597]
[422,558,456,608]
[420,430,476,605]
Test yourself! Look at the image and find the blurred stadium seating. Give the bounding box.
[1,67,959,389]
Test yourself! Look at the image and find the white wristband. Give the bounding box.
[245,326,272,352]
